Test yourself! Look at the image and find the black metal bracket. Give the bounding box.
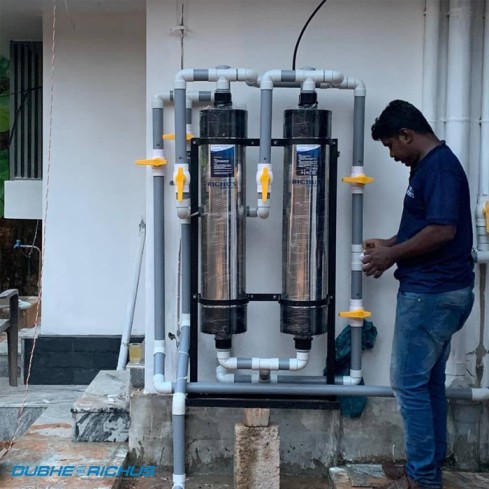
[188,136,339,408]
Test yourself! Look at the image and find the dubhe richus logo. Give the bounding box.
[11,465,156,477]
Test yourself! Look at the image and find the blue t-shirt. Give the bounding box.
[394,141,474,293]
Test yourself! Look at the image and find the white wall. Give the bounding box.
[42,8,146,336]
[145,0,425,387]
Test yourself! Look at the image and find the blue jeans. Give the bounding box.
[391,286,474,488]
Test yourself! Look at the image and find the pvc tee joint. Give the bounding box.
[217,349,309,371]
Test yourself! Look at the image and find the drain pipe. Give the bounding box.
[117,219,146,370]
[422,0,441,134]
[257,69,344,219]
[445,0,473,386]
[172,223,192,489]
[474,0,489,263]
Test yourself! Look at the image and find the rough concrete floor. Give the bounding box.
[119,472,331,488]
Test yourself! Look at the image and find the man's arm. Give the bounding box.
[362,224,456,278]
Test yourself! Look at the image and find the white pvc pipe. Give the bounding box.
[422,0,441,133]
[475,0,489,252]
[445,0,472,171]
[117,219,146,370]
[174,68,258,89]
[217,350,309,371]
[445,0,472,386]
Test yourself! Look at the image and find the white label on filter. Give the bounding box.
[295,144,320,178]
[210,144,235,178]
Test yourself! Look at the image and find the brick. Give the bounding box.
[234,423,280,489]
[243,408,270,427]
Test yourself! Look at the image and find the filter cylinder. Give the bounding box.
[199,108,248,336]
[281,108,332,337]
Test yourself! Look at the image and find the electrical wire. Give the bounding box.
[8,87,42,147]
[292,0,328,70]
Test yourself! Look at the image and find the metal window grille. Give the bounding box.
[9,41,42,179]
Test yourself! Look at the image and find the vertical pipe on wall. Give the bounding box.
[422,0,441,133]
[445,0,473,386]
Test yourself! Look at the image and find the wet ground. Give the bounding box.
[119,472,330,488]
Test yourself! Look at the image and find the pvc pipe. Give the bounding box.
[445,0,472,171]
[182,382,487,401]
[217,349,309,371]
[473,250,489,263]
[480,0,489,196]
[445,0,472,386]
[172,221,192,489]
[256,69,344,219]
[422,0,441,132]
[117,220,146,370]
[475,0,489,251]
[173,69,257,220]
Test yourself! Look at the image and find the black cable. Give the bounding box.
[0,86,42,98]
[8,87,41,148]
[292,0,328,70]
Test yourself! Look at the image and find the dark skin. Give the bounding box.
[362,128,456,278]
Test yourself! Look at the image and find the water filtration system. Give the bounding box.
[138,66,489,489]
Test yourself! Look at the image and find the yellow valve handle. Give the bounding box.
[175,167,186,202]
[135,157,167,167]
[162,133,194,141]
[260,167,270,202]
[339,308,372,319]
[342,175,374,185]
[484,202,489,233]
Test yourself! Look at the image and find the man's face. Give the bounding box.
[380,132,418,167]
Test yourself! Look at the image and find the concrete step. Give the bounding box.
[71,370,130,442]
[329,464,489,489]
[0,380,127,488]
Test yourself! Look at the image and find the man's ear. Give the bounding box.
[399,128,414,144]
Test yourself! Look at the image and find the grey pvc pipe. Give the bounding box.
[350,327,362,371]
[174,88,187,165]
[352,194,363,246]
[258,89,273,164]
[154,176,166,376]
[152,108,163,150]
[172,414,186,482]
[172,325,190,483]
[172,223,192,488]
[181,223,191,313]
[351,271,363,301]
[185,382,475,400]
[353,96,365,166]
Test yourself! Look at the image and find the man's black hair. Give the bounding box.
[371,100,434,140]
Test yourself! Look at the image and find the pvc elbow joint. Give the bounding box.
[289,351,309,371]
[153,374,173,394]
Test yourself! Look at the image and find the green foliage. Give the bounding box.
[0,150,8,216]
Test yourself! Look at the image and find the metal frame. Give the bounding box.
[188,137,338,409]
[0,289,19,387]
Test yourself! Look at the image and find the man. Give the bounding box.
[363,100,474,489]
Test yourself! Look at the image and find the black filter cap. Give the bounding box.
[214,91,232,107]
[299,91,318,108]
[294,337,312,351]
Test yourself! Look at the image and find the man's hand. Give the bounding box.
[362,246,397,278]
[362,237,398,278]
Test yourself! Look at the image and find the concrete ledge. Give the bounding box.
[72,370,130,442]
